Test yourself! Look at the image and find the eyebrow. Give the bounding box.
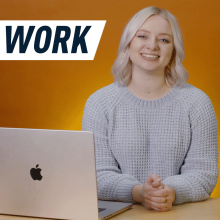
[137,29,172,38]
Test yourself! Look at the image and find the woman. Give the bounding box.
[82,6,218,212]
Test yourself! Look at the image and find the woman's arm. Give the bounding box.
[82,95,141,202]
[162,92,218,205]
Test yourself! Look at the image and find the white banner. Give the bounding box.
[0,20,106,60]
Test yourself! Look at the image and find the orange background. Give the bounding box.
[0,0,219,196]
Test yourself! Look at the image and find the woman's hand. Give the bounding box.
[145,184,176,212]
[132,174,176,212]
[132,174,164,203]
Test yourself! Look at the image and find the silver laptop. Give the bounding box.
[0,127,132,220]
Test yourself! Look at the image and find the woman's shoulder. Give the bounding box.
[85,82,122,109]
[178,83,211,103]
[177,83,214,112]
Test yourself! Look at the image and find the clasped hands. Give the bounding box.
[132,174,176,212]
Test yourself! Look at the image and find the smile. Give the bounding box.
[141,53,160,58]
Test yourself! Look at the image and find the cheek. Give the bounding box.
[129,41,144,61]
[163,47,174,63]
[130,39,144,52]
[129,43,137,60]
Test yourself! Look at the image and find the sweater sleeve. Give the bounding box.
[162,93,218,205]
[82,95,141,203]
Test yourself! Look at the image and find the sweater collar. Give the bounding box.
[118,84,181,109]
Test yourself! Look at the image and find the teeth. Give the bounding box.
[142,54,159,58]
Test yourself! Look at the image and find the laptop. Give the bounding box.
[0,127,132,220]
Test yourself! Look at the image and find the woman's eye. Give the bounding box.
[138,35,146,38]
[161,39,169,43]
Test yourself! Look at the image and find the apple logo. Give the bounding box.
[30,164,43,180]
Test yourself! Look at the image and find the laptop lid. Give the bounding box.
[0,127,99,220]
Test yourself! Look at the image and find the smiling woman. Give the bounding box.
[82,6,218,212]
[128,15,175,100]
[130,15,173,70]
[112,7,188,96]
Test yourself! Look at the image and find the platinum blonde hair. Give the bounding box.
[111,6,188,87]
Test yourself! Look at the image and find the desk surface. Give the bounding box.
[0,197,219,220]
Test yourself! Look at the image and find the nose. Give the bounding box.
[146,39,158,50]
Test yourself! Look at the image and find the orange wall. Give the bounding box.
[0,0,220,196]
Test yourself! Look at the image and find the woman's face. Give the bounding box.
[129,15,174,74]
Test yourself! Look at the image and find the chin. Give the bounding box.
[142,66,159,72]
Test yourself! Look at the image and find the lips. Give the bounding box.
[141,53,160,60]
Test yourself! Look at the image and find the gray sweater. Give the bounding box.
[82,82,218,205]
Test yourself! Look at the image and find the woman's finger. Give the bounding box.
[148,189,168,197]
[144,199,169,209]
[145,194,167,203]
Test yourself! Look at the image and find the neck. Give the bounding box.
[127,65,172,100]
[130,65,166,92]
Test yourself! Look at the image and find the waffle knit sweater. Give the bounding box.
[82,82,218,205]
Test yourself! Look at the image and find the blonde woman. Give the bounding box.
[82,6,218,212]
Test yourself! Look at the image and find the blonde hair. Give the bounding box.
[111,6,188,87]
